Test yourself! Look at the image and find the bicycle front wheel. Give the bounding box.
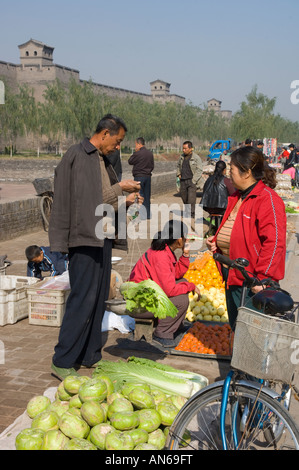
[40,195,52,230]
[166,383,299,450]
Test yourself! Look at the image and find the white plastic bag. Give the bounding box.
[102,310,135,334]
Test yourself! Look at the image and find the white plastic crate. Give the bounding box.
[0,276,39,326]
[27,278,70,327]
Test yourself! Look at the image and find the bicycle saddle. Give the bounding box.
[252,288,294,315]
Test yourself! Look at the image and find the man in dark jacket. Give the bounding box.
[49,114,141,380]
[128,137,154,219]
[106,145,122,181]
[176,141,203,223]
[26,245,68,279]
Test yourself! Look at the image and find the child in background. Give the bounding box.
[25,245,68,279]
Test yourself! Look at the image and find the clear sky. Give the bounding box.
[1,0,299,122]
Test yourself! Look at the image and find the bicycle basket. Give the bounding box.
[231,307,299,383]
[33,178,54,196]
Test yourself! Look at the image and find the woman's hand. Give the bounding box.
[183,241,190,257]
[251,285,264,294]
[194,286,201,296]
[206,236,217,252]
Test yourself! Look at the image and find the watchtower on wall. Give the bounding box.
[150,79,185,105]
[19,39,54,67]
[207,98,232,119]
[150,79,171,100]
[207,98,222,113]
[15,39,80,102]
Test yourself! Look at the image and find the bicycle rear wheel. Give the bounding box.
[166,382,299,450]
[40,195,52,231]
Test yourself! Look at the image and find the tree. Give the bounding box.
[66,79,113,139]
[40,80,69,153]
[0,83,26,156]
[230,85,277,141]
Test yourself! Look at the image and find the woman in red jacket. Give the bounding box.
[129,220,200,347]
[206,146,286,329]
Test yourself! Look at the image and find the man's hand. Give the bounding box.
[119,179,141,193]
[126,192,144,206]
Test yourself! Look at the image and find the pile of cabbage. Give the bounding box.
[15,358,208,450]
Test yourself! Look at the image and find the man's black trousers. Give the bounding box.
[52,241,112,369]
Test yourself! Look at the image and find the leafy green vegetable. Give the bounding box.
[120,280,178,319]
[93,360,197,398]
[285,201,299,213]
[127,356,208,389]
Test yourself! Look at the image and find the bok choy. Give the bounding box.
[127,356,209,390]
[93,359,208,398]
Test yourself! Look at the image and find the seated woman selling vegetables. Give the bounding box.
[128,220,200,348]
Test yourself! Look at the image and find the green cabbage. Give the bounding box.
[120,280,178,319]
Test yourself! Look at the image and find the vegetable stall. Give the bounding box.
[119,250,233,357]
[12,357,209,450]
[4,252,233,451]
[171,251,234,358]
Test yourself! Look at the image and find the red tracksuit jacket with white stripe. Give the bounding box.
[129,245,195,297]
[213,180,287,287]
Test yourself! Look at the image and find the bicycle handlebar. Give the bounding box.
[213,253,294,316]
[213,252,280,289]
[213,252,235,268]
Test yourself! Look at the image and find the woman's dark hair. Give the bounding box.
[212,160,226,185]
[230,146,276,189]
[151,220,188,251]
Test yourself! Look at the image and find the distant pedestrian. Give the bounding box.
[128,137,154,219]
[256,140,269,162]
[201,160,235,215]
[106,145,122,181]
[284,144,298,170]
[283,144,298,184]
[176,141,203,223]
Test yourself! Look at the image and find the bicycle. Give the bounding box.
[166,253,299,450]
[32,178,54,232]
[39,191,53,231]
